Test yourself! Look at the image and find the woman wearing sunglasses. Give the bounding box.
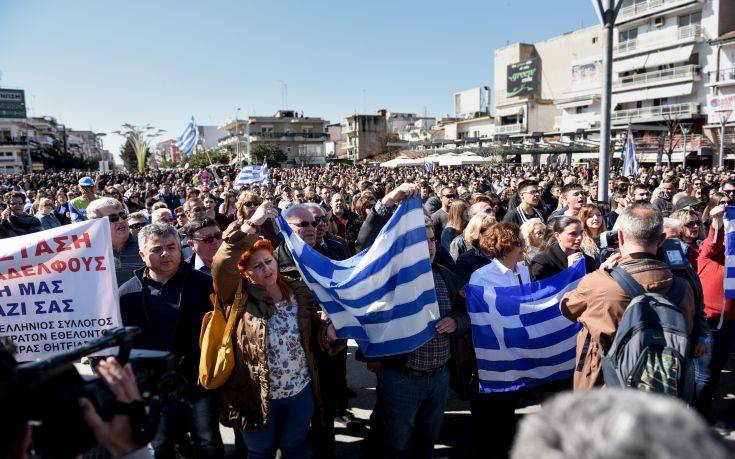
[211,201,343,459]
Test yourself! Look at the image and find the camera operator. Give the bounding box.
[1,343,149,459]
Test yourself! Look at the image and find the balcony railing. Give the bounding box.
[618,0,697,21]
[554,113,599,131]
[495,123,525,134]
[250,132,328,140]
[706,67,735,85]
[614,65,699,89]
[611,103,699,122]
[0,137,29,146]
[614,24,702,54]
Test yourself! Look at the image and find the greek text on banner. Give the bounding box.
[0,218,122,361]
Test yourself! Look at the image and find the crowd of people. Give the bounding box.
[1,162,734,458]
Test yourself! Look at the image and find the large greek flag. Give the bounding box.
[277,197,440,357]
[175,117,198,157]
[621,128,638,177]
[465,261,585,392]
[234,163,269,189]
[723,206,735,299]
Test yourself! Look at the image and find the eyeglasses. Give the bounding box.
[194,233,222,244]
[314,216,327,224]
[521,190,541,195]
[243,201,260,208]
[129,222,147,230]
[107,211,129,223]
[289,220,319,228]
[684,220,701,228]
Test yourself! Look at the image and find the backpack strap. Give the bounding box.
[609,266,646,299]
[666,277,686,307]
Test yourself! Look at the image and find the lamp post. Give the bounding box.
[717,109,732,169]
[235,108,241,165]
[680,123,692,171]
[592,0,625,203]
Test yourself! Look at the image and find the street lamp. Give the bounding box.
[717,109,732,169]
[235,107,241,165]
[680,123,692,171]
[592,0,624,203]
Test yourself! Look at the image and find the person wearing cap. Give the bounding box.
[69,176,99,223]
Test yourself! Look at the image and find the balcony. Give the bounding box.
[614,24,702,56]
[705,67,735,87]
[495,123,526,135]
[613,65,699,90]
[618,0,701,23]
[0,137,28,146]
[611,102,699,124]
[249,132,328,141]
[554,113,600,132]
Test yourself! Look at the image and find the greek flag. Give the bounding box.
[621,129,638,177]
[425,162,434,173]
[277,197,440,357]
[234,163,269,189]
[175,117,199,157]
[723,206,735,299]
[465,261,585,393]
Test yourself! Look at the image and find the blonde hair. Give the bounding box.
[463,213,496,246]
[519,218,545,249]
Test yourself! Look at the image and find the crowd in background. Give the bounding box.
[1,162,734,458]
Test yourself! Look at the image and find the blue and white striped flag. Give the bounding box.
[465,261,585,393]
[277,197,440,357]
[621,129,638,177]
[425,162,434,173]
[234,163,269,189]
[723,206,735,299]
[176,117,199,157]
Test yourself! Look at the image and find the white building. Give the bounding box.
[219,110,328,165]
[443,116,496,141]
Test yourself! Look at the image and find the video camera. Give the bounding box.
[14,327,182,459]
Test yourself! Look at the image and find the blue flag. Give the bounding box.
[465,261,585,393]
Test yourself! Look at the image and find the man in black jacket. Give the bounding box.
[119,223,223,459]
[356,183,471,458]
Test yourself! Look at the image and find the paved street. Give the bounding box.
[221,342,735,458]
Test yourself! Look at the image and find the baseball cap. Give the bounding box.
[672,196,703,213]
[78,176,94,187]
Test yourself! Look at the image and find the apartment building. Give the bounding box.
[705,29,735,159]
[343,114,388,161]
[219,110,328,165]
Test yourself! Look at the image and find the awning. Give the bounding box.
[612,82,693,105]
[613,45,694,74]
[495,105,526,117]
[556,97,597,110]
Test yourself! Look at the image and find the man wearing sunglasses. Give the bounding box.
[87,197,144,286]
[127,211,148,236]
[184,197,207,222]
[431,186,457,239]
[183,217,222,275]
[275,204,319,278]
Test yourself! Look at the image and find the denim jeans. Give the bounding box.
[694,319,735,420]
[241,383,314,459]
[378,366,450,459]
[151,389,223,459]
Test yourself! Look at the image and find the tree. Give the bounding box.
[250,142,287,166]
[112,123,165,172]
[39,140,96,171]
[185,148,232,169]
[119,138,151,172]
[662,112,683,168]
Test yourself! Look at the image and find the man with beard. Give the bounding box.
[87,197,145,286]
[653,178,676,217]
[329,193,358,241]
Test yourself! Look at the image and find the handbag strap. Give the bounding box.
[221,278,248,347]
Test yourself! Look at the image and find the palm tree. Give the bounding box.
[112,123,166,172]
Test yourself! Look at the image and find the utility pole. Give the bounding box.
[593,0,624,203]
[681,123,691,171]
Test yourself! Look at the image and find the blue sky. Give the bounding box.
[0,0,597,161]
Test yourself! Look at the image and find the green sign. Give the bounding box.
[0,89,27,119]
[506,59,540,99]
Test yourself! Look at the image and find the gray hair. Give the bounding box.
[151,208,173,221]
[137,223,181,250]
[511,389,730,459]
[663,217,681,235]
[302,203,325,215]
[127,211,148,222]
[617,203,663,247]
[86,197,123,219]
[282,204,312,221]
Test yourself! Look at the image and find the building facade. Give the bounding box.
[343,114,388,161]
[219,110,328,165]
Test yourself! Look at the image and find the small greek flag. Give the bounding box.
[723,206,735,299]
[425,162,434,173]
[277,197,440,357]
[621,129,638,177]
[234,163,269,189]
[176,117,199,157]
[465,261,584,393]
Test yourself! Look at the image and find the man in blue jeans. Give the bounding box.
[356,183,470,458]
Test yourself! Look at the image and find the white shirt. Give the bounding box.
[470,257,531,288]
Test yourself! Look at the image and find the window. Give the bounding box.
[619,27,638,43]
[678,12,701,27]
[592,36,598,44]
[653,17,664,30]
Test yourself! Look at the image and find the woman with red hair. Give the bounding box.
[210,202,342,459]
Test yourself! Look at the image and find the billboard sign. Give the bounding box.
[709,94,735,112]
[0,89,27,119]
[506,59,540,98]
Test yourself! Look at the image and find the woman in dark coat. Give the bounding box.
[531,216,597,281]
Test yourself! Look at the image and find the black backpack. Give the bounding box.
[601,266,695,401]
